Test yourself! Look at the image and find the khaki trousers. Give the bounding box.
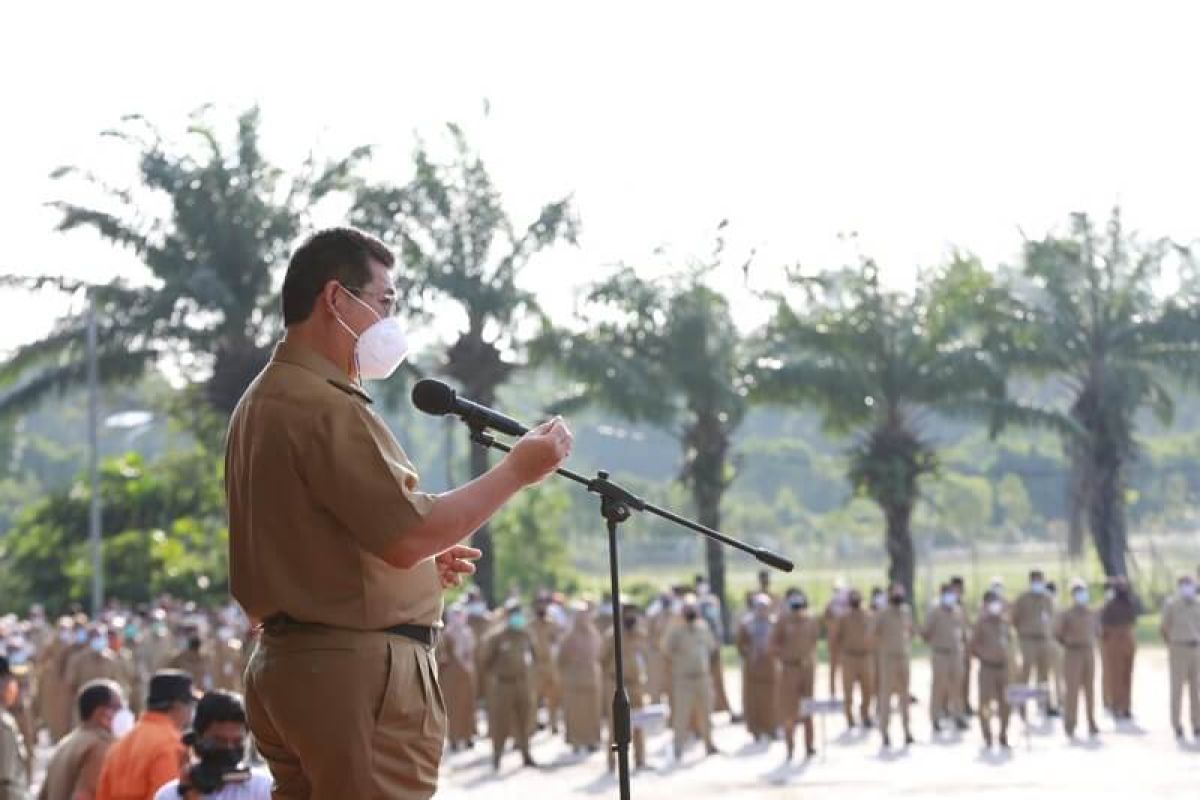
[670,674,714,754]
[246,627,445,800]
[977,661,1009,742]
[778,661,816,753]
[930,650,965,723]
[841,653,874,725]
[1018,637,1051,686]
[1169,644,1200,732]
[1062,646,1097,735]
[1100,626,1136,716]
[877,653,911,738]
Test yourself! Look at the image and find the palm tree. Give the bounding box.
[351,124,578,605]
[532,258,749,637]
[998,210,1200,576]
[753,255,1013,600]
[0,106,368,422]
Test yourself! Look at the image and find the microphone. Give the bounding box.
[411,379,530,438]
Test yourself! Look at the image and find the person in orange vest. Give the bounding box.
[95,671,198,800]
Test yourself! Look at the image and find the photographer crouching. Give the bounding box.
[155,691,271,800]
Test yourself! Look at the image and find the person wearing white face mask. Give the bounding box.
[1053,579,1100,739]
[1012,569,1057,719]
[1161,575,1200,739]
[225,227,573,799]
[969,591,1012,749]
[922,583,969,733]
[63,628,128,724]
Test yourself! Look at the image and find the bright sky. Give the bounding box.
[3,0,1200,358]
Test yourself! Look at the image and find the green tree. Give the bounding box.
[533,258,749,638]
[0,106,368,421]
[351,124,578,605]
[995,472,1033,531]
[998,210,1200,576]
[0,449,226,613]
[753,255,1012,600]
[492,484,577,596]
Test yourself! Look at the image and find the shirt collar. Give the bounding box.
[272,339,373,404]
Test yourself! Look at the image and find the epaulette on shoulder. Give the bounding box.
[327,378,374,404]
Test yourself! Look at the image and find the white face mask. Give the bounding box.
[111,708,135,738]
[986,601,1003,616]
[1181,583,1197,600]
[1104,588,1116,602]
[1073,589,1089,606]
[1030,581,1045,595]
[334,285,408,380]
[941,593,956,608]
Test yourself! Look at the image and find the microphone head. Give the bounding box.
[411,379,457,417]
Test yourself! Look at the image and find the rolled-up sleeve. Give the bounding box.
[307,399,436,560]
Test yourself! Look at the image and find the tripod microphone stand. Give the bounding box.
[466,424,793,800]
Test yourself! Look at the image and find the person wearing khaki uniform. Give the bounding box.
[1043,582,1067,714]
[437,607,478,751]
[923,584,968,732]
[834,591,874,729]
[1011,570,1057,717]
[557,606,604,752]
[1099,577,1137,720]
[874,587,914,748]
[166,635,214,692]
[970,591,1012,749]
[646,595,675,706]
[63,633,128,725]
[34,622,74,744]
[823,584,849,698]
[603,608,651,771]
[481,604,537,769]
[1053,579,1100,738]
[37,680,122,800]
[771,590,820,760]
[225,228,571,800]
[1161,575,1200,739]
[663,600,718,760]
[529,603,564,735]
[736,595,779,742]
[0,658,30,800]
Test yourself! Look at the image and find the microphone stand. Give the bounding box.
[466,424,793,800]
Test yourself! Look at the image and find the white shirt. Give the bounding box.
[153,769,273,800]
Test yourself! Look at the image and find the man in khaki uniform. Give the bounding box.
[771,589,820,760]
[0,657,30,800]
[1161,574,1200,739]
[834,590,874,729]
[645,593,675,705]
[602,606,651,771]
[875,585,914,748]
[948,576,974,715]
[923,583,968,732]
[34,620,74,744]
[1099,576,1137,720]
[480,602,538,770]
[1044,581,1066,714]
[663,597,719,761]
[529,598,563,734]
[166,633,214,692]
[1053,578,1100,738]
[37,680,123,800]
[225,228,572,799]
[1011,570,1056,718]
[63,628,128,723]
[823,581,849,698]
[970,591,1012,749]
[735,594,778,742]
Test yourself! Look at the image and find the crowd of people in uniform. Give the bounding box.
[436,568,1200,769]
[1,568,1199,795]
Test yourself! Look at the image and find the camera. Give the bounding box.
[180,759,252,796]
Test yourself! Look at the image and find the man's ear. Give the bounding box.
[319,280,343,318]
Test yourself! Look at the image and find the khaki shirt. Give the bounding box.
[663,621,716,679]
[0,710,29,800]
[481,629,535,681]
[1011,591,1054,639]
[770,612,820,666]
[226,340,440,629]
[38,723,113,800]
[970,613,1011,667]
[874,605,912,657]
[834,608,873,656]
[602,628,650,690]
[1054,605,1097,649]
[923,605,967,654]
[1162,597,1200,645]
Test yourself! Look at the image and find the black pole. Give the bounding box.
[466,428,792,799]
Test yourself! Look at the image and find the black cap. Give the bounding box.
[146,670,201,707]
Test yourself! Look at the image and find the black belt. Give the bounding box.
[263,614,439,647]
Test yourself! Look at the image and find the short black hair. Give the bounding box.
[78,680,120,721]
[193,691,247,736]
[281,227,395,325]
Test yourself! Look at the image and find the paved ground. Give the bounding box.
[435,647,1199,800]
